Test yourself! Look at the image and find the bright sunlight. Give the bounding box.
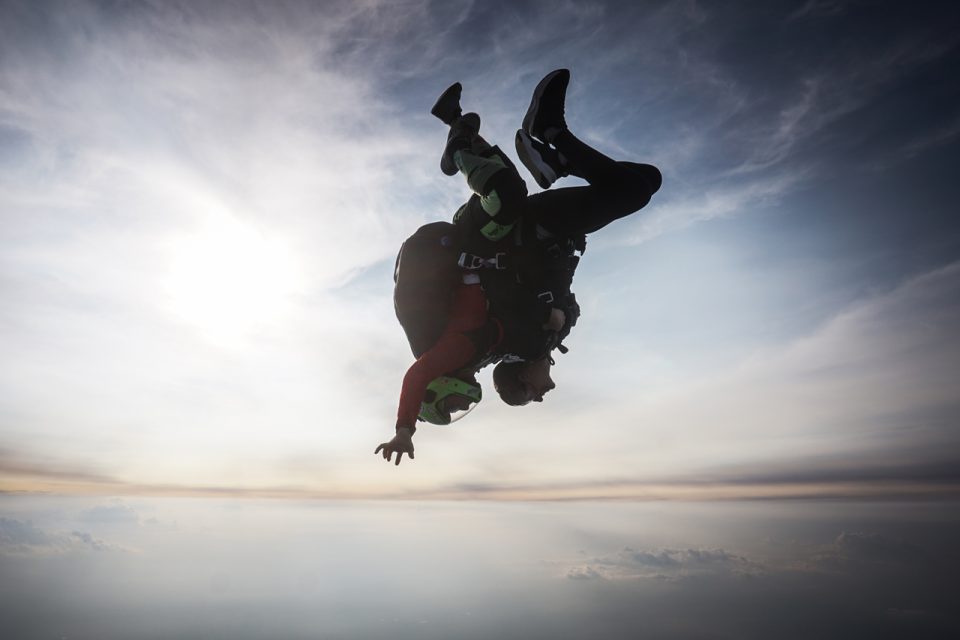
[162,212,303,345]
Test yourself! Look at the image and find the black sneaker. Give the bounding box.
[522,69,569,143]
[441,112,481,176]
[515,130,566,189]
[431,82,463,125]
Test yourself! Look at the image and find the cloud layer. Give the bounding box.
[3,496,958,639]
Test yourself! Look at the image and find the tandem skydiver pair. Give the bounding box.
[377,69,662,465]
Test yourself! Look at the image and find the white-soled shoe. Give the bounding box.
[515,130,566,189]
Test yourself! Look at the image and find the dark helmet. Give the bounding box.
[418,375,482,425]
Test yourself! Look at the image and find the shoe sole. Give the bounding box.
[515,130,556,189]
[522,69,567,140]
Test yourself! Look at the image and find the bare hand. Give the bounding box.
[543,307,566,332]
[375,427,415,466]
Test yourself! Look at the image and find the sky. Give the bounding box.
[1,0,960,501]
[3,1,960,638]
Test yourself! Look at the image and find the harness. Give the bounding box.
[458,251,507,271]
[473,220,584,361]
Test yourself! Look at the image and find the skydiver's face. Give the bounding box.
[515,357,556,404]
[438,390,480,424]
[442,394,473,412]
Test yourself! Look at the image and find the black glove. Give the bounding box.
[558,293,580,343]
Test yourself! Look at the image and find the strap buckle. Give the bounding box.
[458,252,508,270]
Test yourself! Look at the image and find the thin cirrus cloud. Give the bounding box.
[583,262,960,472]
[1,0,429,283]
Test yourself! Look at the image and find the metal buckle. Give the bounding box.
[458,253,484,270]
[459,252,508,270]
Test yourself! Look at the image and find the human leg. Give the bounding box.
[518,69,661,235]
[445,133,529,244]
[524,159,660,237]
[431,82,530,244]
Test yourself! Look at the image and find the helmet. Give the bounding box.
[418,376,482,425]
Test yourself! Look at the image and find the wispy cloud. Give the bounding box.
[614,170,803,246]
[572,261,960,475]
[901,114,960,159]
[787,0,856,21]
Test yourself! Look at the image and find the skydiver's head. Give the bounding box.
[418,374,482,425]
[493,357,556,406]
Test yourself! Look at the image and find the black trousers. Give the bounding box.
[452,130,660,258]
[524,129,662,237]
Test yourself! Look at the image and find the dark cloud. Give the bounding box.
[681,457,960,493]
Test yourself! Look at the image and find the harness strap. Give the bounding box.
[458,251,508,270]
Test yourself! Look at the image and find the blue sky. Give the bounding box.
[1,0,960,499]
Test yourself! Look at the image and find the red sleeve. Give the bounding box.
[396,283,488,429]
[396,331,478,429]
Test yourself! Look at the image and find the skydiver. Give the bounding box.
[376,69,661,465]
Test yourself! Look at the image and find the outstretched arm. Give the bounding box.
[375,333,473,467]
[379,282,487,466]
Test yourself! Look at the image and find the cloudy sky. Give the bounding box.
[2,0,960,500]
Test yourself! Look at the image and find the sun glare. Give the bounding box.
[162,213,303,344]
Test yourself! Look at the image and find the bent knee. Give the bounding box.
[636,163,662,195]
[617,162,661,197]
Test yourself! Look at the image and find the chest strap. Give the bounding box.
[458,252,507,270]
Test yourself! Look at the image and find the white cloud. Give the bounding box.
[0,517,124,555]
[566,545,760,581]
[80,501,141,525]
